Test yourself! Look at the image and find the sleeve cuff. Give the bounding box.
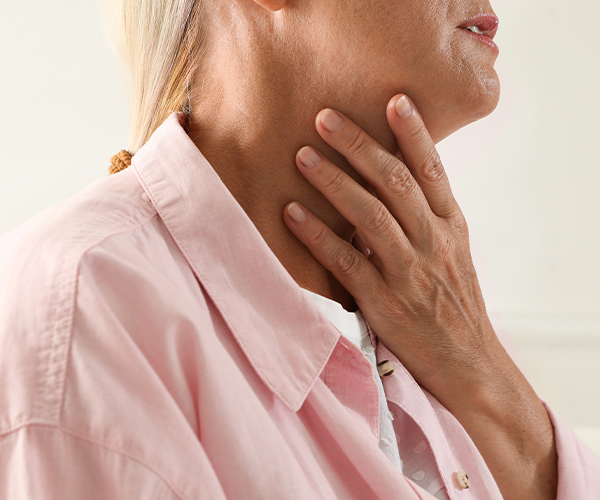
[542,400,600,498]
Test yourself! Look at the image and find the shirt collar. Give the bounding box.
[131,113,341,412]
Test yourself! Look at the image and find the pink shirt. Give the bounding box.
[1,113,599,499]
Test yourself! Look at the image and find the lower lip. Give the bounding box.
[462,29,499,53]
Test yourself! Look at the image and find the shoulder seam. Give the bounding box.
[54,212,160,424]
[0,422,188,500]
[33,212,157,429]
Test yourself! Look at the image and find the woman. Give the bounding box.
[0,0,598,498]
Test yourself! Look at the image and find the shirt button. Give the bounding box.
[412,470,426,481]
[455,470,470,489]
[413,440,427,454]
[381,437,393,447]
[377,360,395,377]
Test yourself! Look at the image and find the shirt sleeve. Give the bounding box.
[0,425,228,500]
[542,401,600,498]
[0,425,183,499]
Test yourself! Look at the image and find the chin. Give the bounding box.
[419,71,501,143]
[462,72,501,121]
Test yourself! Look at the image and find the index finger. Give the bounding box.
[386,95,459,219]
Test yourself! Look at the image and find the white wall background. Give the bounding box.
[1,0,599,454]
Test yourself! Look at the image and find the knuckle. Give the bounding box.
[428,224,469,261]
[416,215,436,241]
[333,246,362,276]
[451,214,469,237]
[406,119,429,144]
[362,200,392,233]
[346,129,370,158]
[434,232,454,258]
[383,161,414,197]
[420,149,445,183]
[311,223,332,250]
[321,168,347,195]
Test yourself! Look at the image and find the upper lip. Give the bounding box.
[458,13,499,39]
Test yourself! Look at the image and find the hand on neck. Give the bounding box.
[186,15,400,311]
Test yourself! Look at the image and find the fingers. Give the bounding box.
[315,108,434,243]
[294,145,413,268]
[283,201,387,305]
[285,97,461,290]
[386,95,459,219]
[315,98,460,224]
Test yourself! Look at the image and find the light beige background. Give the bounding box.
[1,0,599,453]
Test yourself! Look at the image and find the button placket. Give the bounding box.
[378,344,471,500]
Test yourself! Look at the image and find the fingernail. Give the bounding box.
[298,147,322,169]
[320,109,344,132]
[395,96,413,119]
[287,202,307,223]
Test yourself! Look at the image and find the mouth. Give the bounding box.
[458,13,499,51]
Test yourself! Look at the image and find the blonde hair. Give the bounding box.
[104,0,204,154]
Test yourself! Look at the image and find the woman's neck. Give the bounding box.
[187,53,398,311]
